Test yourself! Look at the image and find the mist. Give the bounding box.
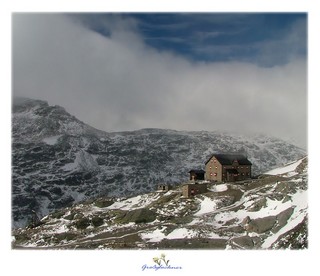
[12,14,307,148]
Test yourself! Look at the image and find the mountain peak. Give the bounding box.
[12,98,306,229]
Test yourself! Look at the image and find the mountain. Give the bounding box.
[12,98,306,228]
[12,156,308,249]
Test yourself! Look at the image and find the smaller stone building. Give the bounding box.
[189,169,205,181]
[182,183,207,198]
[157,184,171,192]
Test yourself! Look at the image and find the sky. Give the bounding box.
[12,13,307,148]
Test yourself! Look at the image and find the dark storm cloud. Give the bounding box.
[12,13,307,148]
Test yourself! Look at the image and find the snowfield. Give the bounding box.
[264,157,304,176]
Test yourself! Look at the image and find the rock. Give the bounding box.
[272,207,294,233]
[230,236,254,249]
[91,216,104,227]
[94,199,114,208]
[246,216,277,233]
[247,197,267,211]
[75,217,90,229]
[119,208,156,224]
[241,216,251,226]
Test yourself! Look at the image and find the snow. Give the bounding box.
[140,228,166,242]
[61,150,98,172]
[195,196,218,216]
[265,158,303,176]
[107,193,160,210]
[55,224,69,234]
[212,186,307,246]
[166,228,197,239]
[209,184,228,192]
[42,135,62,145]
[261,190,307,248]
[140,227,198,242]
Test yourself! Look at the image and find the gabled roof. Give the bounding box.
[205,154,252,166]
[189,169,205,174]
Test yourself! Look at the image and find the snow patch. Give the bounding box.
[42,135,62,145]
[195,196,218,216]
[140,227,198,242]
[209,184,228,192]
[140,228,166,242]
[265,158,303,176]
[107,193,160,210]
[61,150,99,172]
[261,190,307,248]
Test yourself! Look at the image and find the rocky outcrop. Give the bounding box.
[119,208,157,224]
[243,216,277,234]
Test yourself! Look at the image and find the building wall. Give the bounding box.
[205,156,252,182]
[157,185,170,192]
[205,157,223,181]
[182,184,207,198]
[222,162,251,181]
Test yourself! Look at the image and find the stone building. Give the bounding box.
[182,183,208,198]
[205,154,252,182]
[157,184,171,192]
[189,169,205,181]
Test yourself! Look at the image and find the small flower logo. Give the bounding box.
[153,253,169,266]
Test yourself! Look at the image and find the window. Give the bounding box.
[210,173,213,176]
[214,173,217,176]
[209,166,212,169]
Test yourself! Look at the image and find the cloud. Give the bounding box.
[12,14,307,148]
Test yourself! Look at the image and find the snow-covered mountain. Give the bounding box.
[12,157,308,249]
[12,98,306,228]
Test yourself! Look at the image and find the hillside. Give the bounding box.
[12,156,307,249]
[12,98,306,228]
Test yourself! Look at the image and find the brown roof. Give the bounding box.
[205,154,252,166]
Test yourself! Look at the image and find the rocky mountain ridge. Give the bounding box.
[12,98,306,228]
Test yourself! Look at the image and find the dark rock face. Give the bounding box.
[11,98,306,228]
[120,208,157,224]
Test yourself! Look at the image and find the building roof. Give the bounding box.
[205,154,252,166]
[189,169,205,174]
[226,168,239,174]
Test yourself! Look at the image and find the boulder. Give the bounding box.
[247,197,267,212]
[272,207,294,233]
[230,236,254,249]
[246,216,277,233]
[119,208,156,224]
